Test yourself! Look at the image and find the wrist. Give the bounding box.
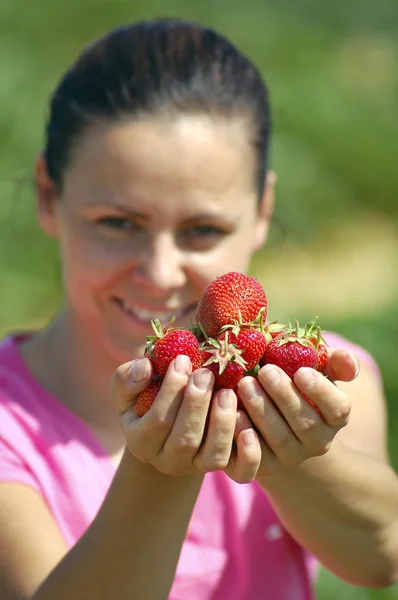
[116,446,204,503]
[256,437,346,493]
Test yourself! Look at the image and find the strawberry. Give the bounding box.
[262,321,319,379]
[201,332,247,389]
[315,344,328,370]
[202,352,245,389]
[145,318,202,377]
[135,379,163,416]
[218,327,267,371]
[305,317,328,371]
[196,272,268,338]
[262,320,329,413]
[300,391,321,414]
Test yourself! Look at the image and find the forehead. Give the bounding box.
[65,113,257,210]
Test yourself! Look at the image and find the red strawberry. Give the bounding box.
[262,321,319,379]
[196,272,267,338]
[203,353,245,389]
[315,343,328,370]
[219,327,267,371]
[201,332,247,389]
[300,392,321,415]
[135,379,163,416]
[305,317,328,371]
[262,320,328,414]
[145,318,202,377]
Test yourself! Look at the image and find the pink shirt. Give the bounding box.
[0,333,380,599]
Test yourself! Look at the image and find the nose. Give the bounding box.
[135,231,187,291]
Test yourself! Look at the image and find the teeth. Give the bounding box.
[120,301,180,323]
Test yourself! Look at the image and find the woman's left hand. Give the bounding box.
[236,348,360,475]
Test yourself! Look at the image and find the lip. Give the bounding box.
[112,298,197,329]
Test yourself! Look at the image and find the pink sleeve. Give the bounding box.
[0,436,40,492]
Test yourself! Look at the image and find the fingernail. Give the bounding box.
[242,429,256,447]
[295,367,316,387]
[261,365,281,386]
[174,355,192,375]
[217,389,235,412]
[193,368,213,390]
[130,358,149,382]
[349,353,361,378]
[239,378,257,401]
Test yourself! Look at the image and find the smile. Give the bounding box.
[113,298,196,327]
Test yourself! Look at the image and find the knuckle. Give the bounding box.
[296,416,318,436]
[148,413,174,434]
[112,362,131,389]
[173,432,200,454]
[270,431,292,452]
[203,453,230,472]
[329,398,351,428]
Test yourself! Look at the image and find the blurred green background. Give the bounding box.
[0,0,397,598]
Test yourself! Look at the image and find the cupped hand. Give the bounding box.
[236,348,360,475]
[110,356,261,483]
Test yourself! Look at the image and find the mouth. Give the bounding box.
[113,298,197,328]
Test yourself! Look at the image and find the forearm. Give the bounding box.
[258,439,398,587]
[34,449,202,600]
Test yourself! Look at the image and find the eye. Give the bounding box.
[185,224,226,238]
[96,216,141,233]
[180,223,229,250]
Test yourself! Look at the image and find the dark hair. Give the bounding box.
[44,18,271,198]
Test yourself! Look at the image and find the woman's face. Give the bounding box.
[37,114,273,362]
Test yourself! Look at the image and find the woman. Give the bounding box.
[0,18,397,600]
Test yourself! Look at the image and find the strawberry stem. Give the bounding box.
[295,320,300,337]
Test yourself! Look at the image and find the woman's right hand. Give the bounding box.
[110,355,261,483]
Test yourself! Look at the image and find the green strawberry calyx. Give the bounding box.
[200,331,247,375]
[144,316,177,355]
[303,317,328,350]
[219,307,285,341]
[273,319,326,349]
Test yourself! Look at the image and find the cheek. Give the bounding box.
[58,225,129,293]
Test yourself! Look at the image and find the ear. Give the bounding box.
[253,170,276,252]
[35,153,60,238]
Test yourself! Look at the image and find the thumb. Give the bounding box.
[110,358,153,414]
[322,348,361,383]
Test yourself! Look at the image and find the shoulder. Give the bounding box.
[0,335,51,488]
[0,334,43,433]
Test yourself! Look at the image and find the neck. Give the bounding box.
[20,307,130,452]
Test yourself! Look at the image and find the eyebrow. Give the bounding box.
[84,201,236,224]
[84,201,147,218]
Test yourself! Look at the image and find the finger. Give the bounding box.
[128,355,192,461]
[194,388,237,473]
[294,367,351,430]
[110,358,153,414]
[256,365,332,456]
[322,348,361,382]
[226,410,262,483]
[159,368,214,472]
[238,373,305,466]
